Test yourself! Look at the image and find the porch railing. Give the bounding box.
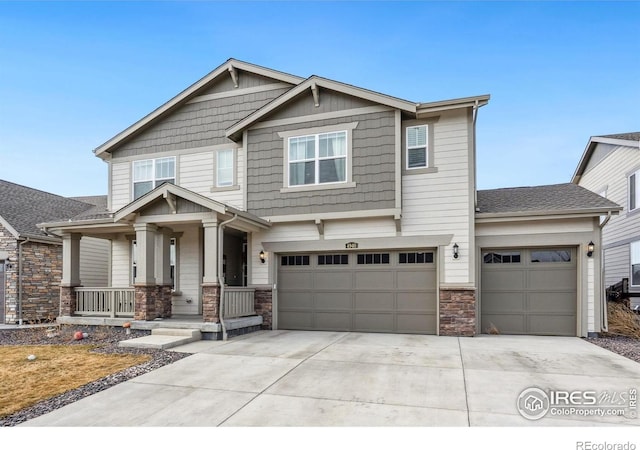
[224,287,256,319]
[75,288,135,318]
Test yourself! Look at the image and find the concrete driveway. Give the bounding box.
[21,330,640,426]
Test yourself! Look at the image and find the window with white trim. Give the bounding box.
[216,149,234,187]
[406,125,428,169]
[132,157,175,200]
[631,241,640,287]
[629,170,639,211]
[288,131,347,186]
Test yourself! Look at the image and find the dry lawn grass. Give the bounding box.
[607,302,640,339]
[0,345,150,418]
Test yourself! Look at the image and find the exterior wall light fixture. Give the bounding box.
[453,243,459,259]
[259,250,266,264]
[587,241,594,258]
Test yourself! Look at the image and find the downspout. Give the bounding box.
[17,237,31,326]
[599,210,613,332]
[218,213,238,341]
[472,99,480,212]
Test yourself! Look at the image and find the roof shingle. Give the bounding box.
[598,132,640,142]
[477,183,621,216]
[0,180,105,238]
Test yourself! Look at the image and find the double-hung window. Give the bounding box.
[629,170,639,211]
[406,125,428,169]
[216,149,234,187]
[289,131,347,186]
[631,241,640,287]
[132,157,175,200]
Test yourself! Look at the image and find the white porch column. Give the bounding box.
[155,227,173,286]
[202,219,218,284]
[134,223,157,285]
[61,232,81,286]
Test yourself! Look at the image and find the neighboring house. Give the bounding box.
[40,59,620,337]
[0,180,110,324]
[572,132,640,309]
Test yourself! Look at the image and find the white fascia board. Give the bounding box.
[416,95,490,115]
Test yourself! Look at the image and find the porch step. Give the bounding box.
[119,328,202,350]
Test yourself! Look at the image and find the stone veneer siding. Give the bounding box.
[202,283,221,322]
[59,285,76,317]
[439,287,476,337]
[254,287,273,330]
[1,224,62,323]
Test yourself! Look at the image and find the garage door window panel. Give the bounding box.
[399,252,434,264]
[530,249,571,263]
[318,254,349,265]
[280,255,310,266]
[483,251,521,264]
[357,253,390,264]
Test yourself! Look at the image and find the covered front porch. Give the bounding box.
[42,184,273,335]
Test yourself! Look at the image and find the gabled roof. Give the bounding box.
[225,75,418,141]
[476,183,622,219]
[572,131,640,182]
[93,58,304,159]
[0,180,97,240]
[113,183,270,230]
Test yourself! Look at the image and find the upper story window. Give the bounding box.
[216,149,234,187]
[288,131,347,186]
[132,157,175,200]
[406,125,428,169]
[629,170,639,211]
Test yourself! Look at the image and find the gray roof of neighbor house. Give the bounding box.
[69,195,111,220]
[477,183,622,217]
[598,132,640,141]
[0,180,104,239]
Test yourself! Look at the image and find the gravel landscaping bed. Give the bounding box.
[0,325,191,427]
[586,334,640,364]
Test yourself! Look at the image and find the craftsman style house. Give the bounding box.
[573,132,640,309]
[42,59,620,337]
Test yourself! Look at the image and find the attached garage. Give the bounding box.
[480,247,577,336]
[277,250,437,334]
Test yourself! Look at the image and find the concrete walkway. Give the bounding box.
[20,331,640,426]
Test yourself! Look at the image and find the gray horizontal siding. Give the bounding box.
[112,87,290,158]
[265,89,377,122]
[604,245,629,288]
[247,110,396,217]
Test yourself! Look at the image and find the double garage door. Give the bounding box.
[278,250,437,334]
[481,247,577,336]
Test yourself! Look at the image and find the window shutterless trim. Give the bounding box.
[131,156,176,201]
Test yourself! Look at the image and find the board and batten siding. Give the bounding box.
[578,145,640,247]
[111,161,131,211]
[110,238,131,288]
[247,110,396,217]
[401,109,472,284]
[79,237,110,287]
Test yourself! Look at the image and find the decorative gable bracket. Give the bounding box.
[310,82,319,107]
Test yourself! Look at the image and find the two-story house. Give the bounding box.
[572,132,640,309]
[41,59,620,338]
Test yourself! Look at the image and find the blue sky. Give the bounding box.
[0,1,638,197]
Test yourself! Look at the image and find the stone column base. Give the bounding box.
[59,285,77,317]
[156,285,173,319]
[439,287,476,336]
[134,285,159,321]
[202,283,221,323]
[254,287,273,330]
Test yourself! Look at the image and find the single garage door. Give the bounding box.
[481,247,577,336]
[278,250,437,334]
